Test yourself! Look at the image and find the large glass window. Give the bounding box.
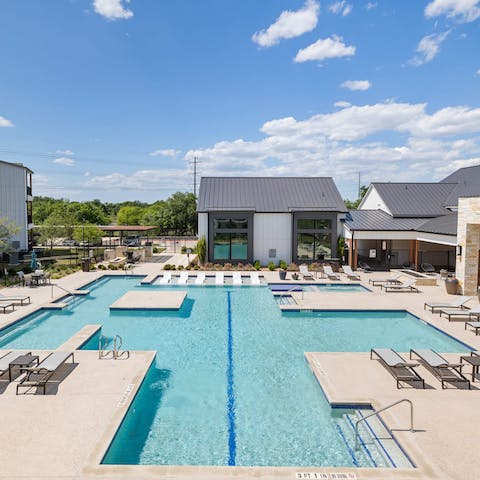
[295,216,333,261]
[211,215,250,261]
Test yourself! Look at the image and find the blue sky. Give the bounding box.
[0,0,479,202]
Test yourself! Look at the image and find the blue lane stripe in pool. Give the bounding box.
[226,291,237,466]
[335,423,359,467]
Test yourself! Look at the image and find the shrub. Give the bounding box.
[89,264,96,271]
[267,261,276,271]
[287,262,299,271]
[108,264,118,270]
[215,263,223,270]
[193,265,200,270]
[236,262,244,270]
[177,265,184,270]
[310,262,320,271]
[153,247,159,253]
[244,263,254,271]
[253,260,261,271]
[223,263,233,271]
[98,264,107,270]
[196,236,207,265]
[204,262,214,270]
[278,259,288,270]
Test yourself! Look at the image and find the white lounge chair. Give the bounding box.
[382,279,419,292]
[369,273,403,286]
[0,351,31,381]
[424,295,472,313]
[233,272,242,285]
[342,265,361,281]
[250,272,260,285]
[17,351,75,394]
[299,265,315,280]
[440,306,480,322]
[323,265,341,281]
[215,272,224,285]
[0,293,31,305]
[159,272,172,284]
[178,272,189,284]
[195,272,205,285]
[0,302,15,313]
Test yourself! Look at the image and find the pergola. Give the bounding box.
[99,225,157,246]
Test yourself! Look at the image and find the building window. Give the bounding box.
[295,216,333,261]
[211,215,250,261]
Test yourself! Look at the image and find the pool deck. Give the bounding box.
[0,265,479,479]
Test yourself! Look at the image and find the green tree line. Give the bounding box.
[33,192,197,236]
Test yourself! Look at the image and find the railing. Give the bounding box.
[98,334,130,360]
[51,283,75,299]
[98,334,112,359]
[285,285,304,300]
[355,399,414,450]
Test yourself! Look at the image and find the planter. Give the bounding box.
[279,270,287,281]
[445,276,459,295]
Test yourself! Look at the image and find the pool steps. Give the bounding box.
[334,409,413,468]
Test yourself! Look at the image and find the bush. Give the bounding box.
[253,260,261,271]
[196,236,207,265]
[204,262,214,270]
[287,262,299,271]
[215,263,223,270]
[153,247,159,253]
[177,265,184,270]
[193,265,200,270]
[98,264,107,270]
[278,260,288,270]
[89,264,96,271]
[108,264,118,270]
[310,262,320,271]
[181,246,187,254]
[268,261,276,271]
[223,263,233,270]
[236,262,244,270]
[244,263,254,271]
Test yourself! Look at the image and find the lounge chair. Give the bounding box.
[232,272,242,285]
[159,272,171,284]
[410,349,470,389]
[299,265,315,280]
[177,272,189,284]
[359,261,373,272]
[370,348,425,388]
[0,293,31,305]
[440,306,480,322]
[195,272,205,285]
[215,272,224,285]
[465,322,480,335]
[342,265,361,281]
[250,272,261,285]
[421,263,435,273]
[382,279,419,293]
[424,295,472,313]
[323,265,341,281]
[0,351,31,381]
[369,273,403,286]
[0,301,15,313]
[17,351,75,395]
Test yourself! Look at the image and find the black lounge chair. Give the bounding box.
[358,261,373,272]
[421,263,435,273]
[410,349,470,389]
[371,348,425,389]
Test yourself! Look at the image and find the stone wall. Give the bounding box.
[456,197,480,295]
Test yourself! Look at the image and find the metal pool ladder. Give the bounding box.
[98,334,130,360]
[354,398,414,450]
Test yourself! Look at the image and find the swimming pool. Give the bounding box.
[270,283,370,292]
[0,276,469,468]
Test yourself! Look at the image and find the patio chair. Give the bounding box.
[421,263,435,273]
[0,302,15,313]
[358,261,373,272]
[250,272,261,285]
[0,293,31,306]
[465,322,480,335]
[232,272,242,285]
[17,351,75,395]
[424,295,472,313]
[159,272,171,284]
[323,265,341,281]
[299,265,315,280]
[370,348,425,389]
[195,272,205,285]
[177,272,189,284]
[410,349,470,389]
[342,265,361,281]
[0,351,31,380]
[369,273,403,286]
[215,272,224,285]
[382,279,419,293]
[440,306,480,322]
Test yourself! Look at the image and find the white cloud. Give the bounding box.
[366,2,378,10]
[341,80,371,91]
[56,149,74,156]
[334,101,352,108]
[409,31,449,65]
[329,1,353,16]
[294,35,356,62]
[93,0,133,21]
[149,149,181,157]
[53,157,75,167]
[0,115,13,127]
[476,68,480,76]
[425,0,480,23]
[252,0,319,47]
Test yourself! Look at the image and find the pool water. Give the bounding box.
[0,276,469,467]
[269,283,370,292]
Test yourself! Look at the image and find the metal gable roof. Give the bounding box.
[197,177,347,213]
[345,210,427,231]
[416,212,458,236]
[370,182,456,217]
[441,164,480,207]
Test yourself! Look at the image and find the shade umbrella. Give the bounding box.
[30,250,38,270]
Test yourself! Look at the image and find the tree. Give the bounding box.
[73,225,103,245]
[344,185,368,210]
[163,192,197,235]
[38,213,65,250]
[117,206,144,225]
[0,217,20,254]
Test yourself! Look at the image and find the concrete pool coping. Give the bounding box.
[0,266,480,479]
[109,290,187,310]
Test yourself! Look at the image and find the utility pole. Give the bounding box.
[190,156,200,197]
[358,172,361,200]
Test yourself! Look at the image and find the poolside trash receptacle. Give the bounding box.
[279,270,287,280]
[81,258,91,272]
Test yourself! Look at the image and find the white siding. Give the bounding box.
[0,162,28,250]
[253,213,291,265]
[359,186,392,214]
[197,213,208,240]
